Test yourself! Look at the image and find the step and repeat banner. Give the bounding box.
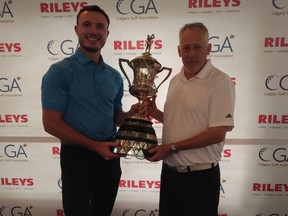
[1,0,288,215]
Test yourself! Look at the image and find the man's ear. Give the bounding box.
[207,43,212,55]
[178,46,181,57]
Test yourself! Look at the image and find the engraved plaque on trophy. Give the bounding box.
[113,34,172,158]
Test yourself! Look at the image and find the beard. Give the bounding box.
[79,36,106,53]
[81,44,99,53]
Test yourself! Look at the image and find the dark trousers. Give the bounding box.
[60,144,121,216]
[159,163,220,216]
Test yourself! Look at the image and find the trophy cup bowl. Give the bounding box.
[113,34,172,158]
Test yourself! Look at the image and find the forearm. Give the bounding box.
[44,119,98,150]
[150,108,164,123]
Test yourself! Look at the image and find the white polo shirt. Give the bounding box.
[163,60,235,166]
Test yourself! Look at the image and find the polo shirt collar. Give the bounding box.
[75,48,106,68]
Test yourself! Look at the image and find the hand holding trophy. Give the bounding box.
[113,34,172,159]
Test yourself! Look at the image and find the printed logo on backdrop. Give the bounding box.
[258,114,288,130]
[0,0,14,23]
[0,42,22,58]
[264,74,288,97]
[264,36,288,53]
[208,35,235,58]
[271,0,288,16]
[256,213,288,216]
[0,177,34,191]
[116,0,159,22]
[0,205,34,216]
[187,0,241,15]
[119,208,158,216]
[0,76,23,97]
[220,179,226,198]
[118,178,160,193]
[40,2,87,19]
[220,148,232,162]
[113,37,162,57]
[258,147,288,168]
[57,209,65,216]
[57,178,62,195]
[52,146,60,159]
[47,39,79,62]
[252,181,288,197]
[0,113,28,130]
[0,143,29,162]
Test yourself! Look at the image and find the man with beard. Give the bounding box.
[41,5,137,216]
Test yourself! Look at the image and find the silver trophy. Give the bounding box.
[113,34,172,158]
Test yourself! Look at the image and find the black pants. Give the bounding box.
[159,163,220,216]
[60,144,121,216]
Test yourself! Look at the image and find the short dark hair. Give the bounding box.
[76,5,110,26]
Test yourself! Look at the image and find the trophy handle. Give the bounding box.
[119,58,132,88]
[156,67,172,91]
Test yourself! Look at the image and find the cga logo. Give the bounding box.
[259,147,288,162]
[0,144,28,158]
[209,35,234,53]
[272,0,288,9]
[257,214,288,216]
[0,77,21,93]
[116,0,158,15]
[121,209,158,216]
[47,40,79,56]
[0,206,33,216]
[265,75,288,91]
[58,178,62,189]
[0,1,13,18]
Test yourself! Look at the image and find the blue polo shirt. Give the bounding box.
[41,49,124,141]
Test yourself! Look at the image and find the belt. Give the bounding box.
[165,162,218,173]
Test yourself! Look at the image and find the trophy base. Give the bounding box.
[113,116,157,158]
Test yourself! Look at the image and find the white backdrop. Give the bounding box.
[1,0,288,215]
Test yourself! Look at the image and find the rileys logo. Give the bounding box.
[188,0,241,8]
[0,43,21,52]
[223,149,232,158]
[114,39,162,50]
[258,114,288,124]
[264,37,288,48]
[253,183,288,192]
[0,177,34,186]
[116,0,158,15]
[57,209,65,216]
[52,146,60,155]
[0,114,28,123]
[119,179,160,189]
[40,2,87,13]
